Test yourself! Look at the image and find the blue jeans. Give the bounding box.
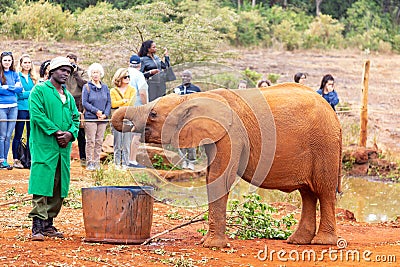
[12,110,30,160]
[112,126,132,166]
[0,106,18,161]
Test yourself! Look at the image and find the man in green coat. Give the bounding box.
[28,56,80,241]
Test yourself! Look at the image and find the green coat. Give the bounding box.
[28,80,80,197]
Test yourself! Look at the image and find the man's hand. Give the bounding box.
[55,131,73,148]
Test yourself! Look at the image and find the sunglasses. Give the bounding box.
[1,51,12,56]
[123,75,130,79]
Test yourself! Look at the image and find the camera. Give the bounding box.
[71,63,77,70]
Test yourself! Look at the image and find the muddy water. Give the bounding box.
[160,176,399,223]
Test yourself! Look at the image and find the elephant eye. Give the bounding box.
[149,110,157,118]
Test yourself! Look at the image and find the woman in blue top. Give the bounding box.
[12,54,38,169]
[0,51,23,169]
[82,63,111,171]
[316,74,339,111]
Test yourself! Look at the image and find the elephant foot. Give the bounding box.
[311,232,337,245]
[201,234,229,248]
[287,230,315,244]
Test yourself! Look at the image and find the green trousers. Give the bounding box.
[28,159,64,220]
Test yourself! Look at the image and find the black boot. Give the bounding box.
[43,217,64,238]
[31,217,44,241]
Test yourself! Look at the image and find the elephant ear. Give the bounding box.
[164,93,233,148]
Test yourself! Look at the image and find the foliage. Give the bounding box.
[75,1,225,64]
[0,1,76,41]
[165,209,183,220]
[2,0,400,54]
[271,20,301,50]
[197,193,297,240]
[267,73,280,84]
[303,14,345,49]
[242,67,262,85]
[344,0,393,51]
[234,10,270,46]
[226,193,297,240]
[152,154,181,170]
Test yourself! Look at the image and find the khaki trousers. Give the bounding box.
[84,121,107,166]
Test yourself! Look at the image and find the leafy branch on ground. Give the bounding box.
[152,154,181,171]
[225,193,297,240]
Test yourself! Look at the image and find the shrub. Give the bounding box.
[303,14,344,49]
[235,10,270,46]
[0,1,76,41]
[271,20,301,51]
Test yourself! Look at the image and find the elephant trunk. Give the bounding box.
[110,104,152,133]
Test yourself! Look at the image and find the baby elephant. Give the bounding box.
[111,83,342,248]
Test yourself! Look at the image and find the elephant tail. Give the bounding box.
[337,128,343,195]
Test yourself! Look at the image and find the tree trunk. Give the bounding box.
[252,0,256,7]
[316,0,323,16]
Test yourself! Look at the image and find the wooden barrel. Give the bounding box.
[81,186,154,244]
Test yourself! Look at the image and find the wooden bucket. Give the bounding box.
[81,186,154,244]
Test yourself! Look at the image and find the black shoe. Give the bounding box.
[126,162,146,169]
[43,218,64,238]
[31,217,44,241]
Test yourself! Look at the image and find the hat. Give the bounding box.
[129,54,141,65]
[49,56,73,72]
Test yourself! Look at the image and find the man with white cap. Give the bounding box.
[28,56,80,241]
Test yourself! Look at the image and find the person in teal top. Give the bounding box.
[0,51,23,170]
[28,57,80,241]
[12,54,38,169]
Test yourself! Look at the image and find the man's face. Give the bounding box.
[182,73,191,84]
[52,66,72,84]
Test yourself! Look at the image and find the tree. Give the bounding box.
[316,0,322,16]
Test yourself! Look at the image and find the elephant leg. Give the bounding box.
[287,188,317,244]
[312,191,337,245]
[200,142,239,248]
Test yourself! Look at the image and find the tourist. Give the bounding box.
[317,74,339,111]
[82,63,111,171]
[12,54,38,168]
[0,51,23,170]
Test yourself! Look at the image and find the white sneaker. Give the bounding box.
[187,162,195,171]
[182,161,188,169]
[86,163,95,171]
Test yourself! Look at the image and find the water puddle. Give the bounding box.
[152,176,399,223]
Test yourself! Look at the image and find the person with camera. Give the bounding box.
[65,53,88,166]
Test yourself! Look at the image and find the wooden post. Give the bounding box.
[359,60,370,147]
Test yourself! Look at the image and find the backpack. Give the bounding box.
[17,138,31,169]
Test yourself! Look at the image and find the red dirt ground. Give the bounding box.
[0,163,399,267]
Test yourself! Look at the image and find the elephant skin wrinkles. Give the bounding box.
[111,82,342,248]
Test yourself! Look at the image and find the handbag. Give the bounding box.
[165,67,176,82]
[80,84,90,128]
[17,138,31,169]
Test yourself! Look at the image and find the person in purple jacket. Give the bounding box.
[316,74,339,111]
[0,51,23,170]
[82,63,111,171]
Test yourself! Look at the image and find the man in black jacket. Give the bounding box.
[173,70,201,170]
[65,53,88,166]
